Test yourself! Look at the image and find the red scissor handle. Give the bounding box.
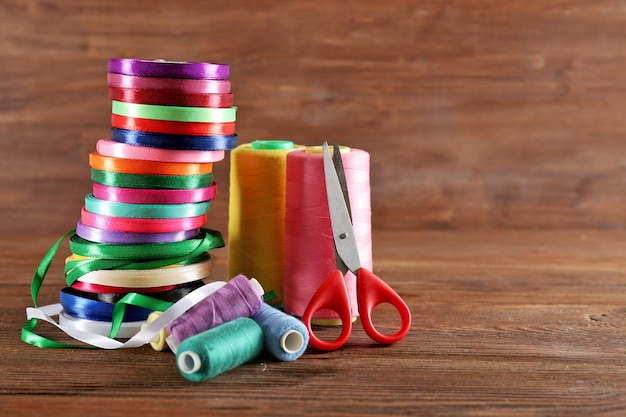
[357,268,412,345]
[301,270,353,351]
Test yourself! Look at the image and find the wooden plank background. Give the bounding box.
[3,0,626,239]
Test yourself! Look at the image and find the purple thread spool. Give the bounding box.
[166,274,264,345]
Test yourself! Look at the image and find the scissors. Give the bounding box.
[302,142,412,351]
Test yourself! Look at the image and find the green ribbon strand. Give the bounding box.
[22,229,93,348]
[69,229,223,259]
[22,228,224,349]
[65,229,224,284]
[30,229,75,307]
[109,293,174,338]
[22,318,93,349]
[112,100,237,123]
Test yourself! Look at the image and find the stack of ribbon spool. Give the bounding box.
[23,58,313,382]
[58,59,238,338]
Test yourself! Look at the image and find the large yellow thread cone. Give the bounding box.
[227,141,300,303]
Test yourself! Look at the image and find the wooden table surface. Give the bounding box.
[3,0,626,415]
[3,230,626,416]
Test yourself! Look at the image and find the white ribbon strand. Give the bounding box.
[25,281,227,349]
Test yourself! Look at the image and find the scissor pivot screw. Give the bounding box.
[339,233,348,239]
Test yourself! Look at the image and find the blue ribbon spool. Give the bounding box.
[110,128,239,151]
[59,288,153,322]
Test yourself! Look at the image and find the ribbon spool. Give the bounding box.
[110,128,238,151]
[227,140,300,303]
[89,152,214,176]
[110,115,236,137]
[107,73,231,94]
[22,58,239,350]
[107,59,230,80]
[111,101,237,124]
[91,183,218,205]
[58,310,145,338]
[97,139,225,164]
[76,221,200,244]
[283,146,373,324]
[109,87,234,108]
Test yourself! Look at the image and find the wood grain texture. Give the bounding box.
[4,230,626,416]
[3,0,626,415]
[3,0,626,234]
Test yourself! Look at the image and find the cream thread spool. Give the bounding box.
[227,140,300,303]
[145,311,168,351]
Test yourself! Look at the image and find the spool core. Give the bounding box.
[305,145,350,154]
[178,350,202,374]
[280,329,305,354]
[251,140,294,150]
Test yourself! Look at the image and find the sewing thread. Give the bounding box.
[228,140,299,302]
[252,303,308,361]
[283,146,373,322]
[176,317,264,382]
[166,274,264,343]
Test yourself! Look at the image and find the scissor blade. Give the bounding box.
[323,142,361,274]
[332,143,352,222]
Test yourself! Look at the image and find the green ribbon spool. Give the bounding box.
[112,100,237,123]
[65,229,224,284]
[91,169,214,189]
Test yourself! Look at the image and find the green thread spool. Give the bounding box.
[176,317,264,382]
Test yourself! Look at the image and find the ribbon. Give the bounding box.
[68,228,222,259]
[109,87,234,108]
[92,183,217,205]
[97,139,225,163]
[81,207,207,233]
[62,280,204,304]
[21,227,225,348]
[60,288,154,322]
[58,311,144,338]
[75,256,215,288]
[110,114,236,137]
[112,101,237,123]
[107,59,230,80]
[110,128,238,151]
[107,73,231,94]
[72,281,190,294]
[65,228,222,284]
[89,153,213,175]
[76,221,200,244]
[84,194,211,219]
[91,168,214,189]
[24,281,228,349]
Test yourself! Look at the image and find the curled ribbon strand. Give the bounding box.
[22,229,226,349]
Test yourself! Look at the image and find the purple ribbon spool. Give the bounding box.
[107,59,230,80]
[76,221,200,244]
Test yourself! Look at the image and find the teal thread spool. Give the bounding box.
[176,317,264,382]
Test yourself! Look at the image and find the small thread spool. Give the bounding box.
[176,317,264,382]
[228,140,300,303]
[145,311,168,351]
[166,274,264,344]
[252,303,308,361]
[284,146,372,324]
